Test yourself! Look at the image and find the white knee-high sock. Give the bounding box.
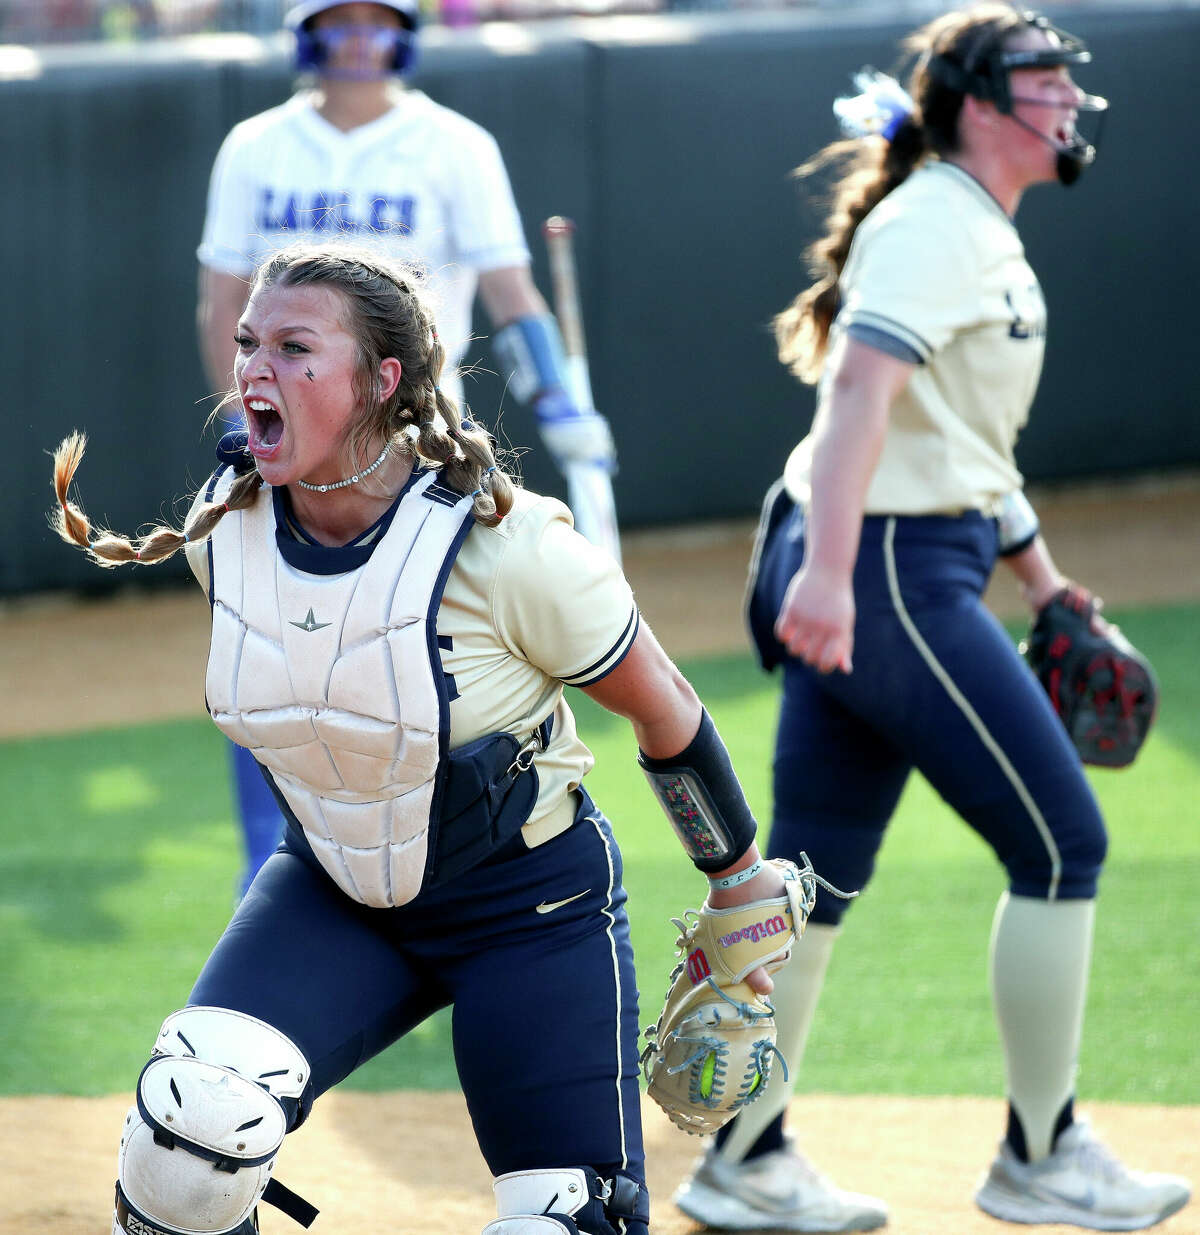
[717,922,840,1162]
[990,891,1096,1161]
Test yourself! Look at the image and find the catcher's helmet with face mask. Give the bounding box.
[929,10,1108,185]
[284,0,420,78]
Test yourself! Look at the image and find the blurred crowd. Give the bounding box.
[1,0,835,41]
[0,0,1146,42]
[0,0,1158,48]
[1,1,270,40]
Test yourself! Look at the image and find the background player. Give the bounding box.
[197,0,615,894]
[54,243,789,1235]
[673,6,1192,1232]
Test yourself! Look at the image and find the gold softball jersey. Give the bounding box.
[436,485,638,846]
[785,160,1048,516]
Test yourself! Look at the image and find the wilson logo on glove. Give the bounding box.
[719,915,788,949]
[640,856,856,1136]
[686,950,712,985]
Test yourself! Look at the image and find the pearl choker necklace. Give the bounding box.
[296,443,390,494]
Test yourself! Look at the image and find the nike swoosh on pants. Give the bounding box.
[535,890,590,914]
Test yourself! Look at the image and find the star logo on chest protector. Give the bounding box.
[290,608,332,633]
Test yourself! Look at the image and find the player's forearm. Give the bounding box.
[477,264,548,327]
[805,385,890,578]
[199,303,238,394]
[1002,535,1067,612]
[197,267,249,396]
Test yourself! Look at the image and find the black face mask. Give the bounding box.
[929,12,1109,187]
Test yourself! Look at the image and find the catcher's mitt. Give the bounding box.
[639,856,854,1136]
[1021,585,1158,768]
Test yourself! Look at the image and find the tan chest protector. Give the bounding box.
[204,467,475,908]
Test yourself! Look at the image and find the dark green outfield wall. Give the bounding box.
[4,4,1196,594]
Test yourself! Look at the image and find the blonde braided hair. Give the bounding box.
[50,243,517,569]
[50,431,263,567]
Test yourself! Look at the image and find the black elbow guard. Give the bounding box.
[637,708,757,873]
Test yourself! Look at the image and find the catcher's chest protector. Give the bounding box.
[205,468,475,908]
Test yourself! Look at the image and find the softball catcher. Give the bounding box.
[52,242,805,1235]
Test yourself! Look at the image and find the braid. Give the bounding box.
[435,389,516,526]
[50,432,93,550]
[411,359,458,469]
[49,431,261,569]
[401,320,516,524]
[775,119,928,384]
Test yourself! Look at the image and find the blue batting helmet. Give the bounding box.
[284,0,420,77]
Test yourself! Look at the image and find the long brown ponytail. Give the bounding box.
[775,2,1026,383]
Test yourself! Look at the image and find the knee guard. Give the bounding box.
[482,1167,649,1235]
[115,1007,313,1235]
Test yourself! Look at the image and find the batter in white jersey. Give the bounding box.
[198,87,530,404]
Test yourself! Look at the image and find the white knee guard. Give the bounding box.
[115,1007,309,1235]
[483,1220,576,1235]
[482,1167,648,1235]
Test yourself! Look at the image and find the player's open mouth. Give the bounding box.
[245,398,284,455]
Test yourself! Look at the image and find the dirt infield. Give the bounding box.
[4,473,1199,1233]
[9,1092,1198,1235]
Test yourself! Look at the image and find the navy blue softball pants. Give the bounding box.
[749,495,1107,925]
[189,792,647,1226]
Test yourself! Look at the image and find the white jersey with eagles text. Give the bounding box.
[785,159,1047,516]
[197,89,531,404]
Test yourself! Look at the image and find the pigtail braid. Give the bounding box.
[407,331,515,525]
[50,432,93,550]
[412,384,458,471]
[182,470,264,548]
[49,431,261,568]
[434,385,515,526]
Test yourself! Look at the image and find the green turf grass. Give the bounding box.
[2,603,1197,1101]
